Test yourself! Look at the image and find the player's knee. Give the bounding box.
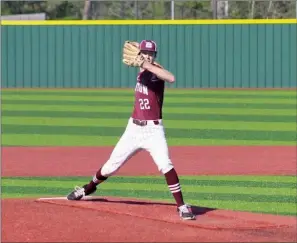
[101,160,121,177]
[159,161,174,175]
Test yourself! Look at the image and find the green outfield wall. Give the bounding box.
[1,20,296,88]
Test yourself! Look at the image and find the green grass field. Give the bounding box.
[2,175,296,216]
[1,89,296,146]
[1,89,296,216]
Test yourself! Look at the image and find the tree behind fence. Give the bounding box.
[1,0,296,19]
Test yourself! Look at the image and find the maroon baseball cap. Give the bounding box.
[139,40,157,52]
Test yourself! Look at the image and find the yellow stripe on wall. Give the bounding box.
[1,19,297,26]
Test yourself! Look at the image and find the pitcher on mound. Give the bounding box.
[66,40,196,220]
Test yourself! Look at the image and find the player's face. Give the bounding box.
[141,51,156,64]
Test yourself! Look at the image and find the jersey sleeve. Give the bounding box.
[151,73,164,83]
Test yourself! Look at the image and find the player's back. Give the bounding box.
[131,70,165,121]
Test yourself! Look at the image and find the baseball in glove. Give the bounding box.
[122,41,145,67]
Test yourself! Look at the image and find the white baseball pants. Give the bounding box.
[100,117,174,176]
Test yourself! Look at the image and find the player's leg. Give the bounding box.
[142,125,196,220]
[67,120,141,200]
[83,138,141,194]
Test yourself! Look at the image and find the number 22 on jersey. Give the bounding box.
[139,98,150,110]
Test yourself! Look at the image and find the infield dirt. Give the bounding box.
[2,146,296,176]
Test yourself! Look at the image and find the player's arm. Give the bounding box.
[142,61,175,83]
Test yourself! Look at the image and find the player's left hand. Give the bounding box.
[122,40,164,69]
[122,41,145,67]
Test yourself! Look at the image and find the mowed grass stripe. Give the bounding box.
[3,117,295,132]
[3,134,294,146]
[2,179,295,196]
[2,95,296,104]
[3,177,295,188]
[2,89,296,98]
[3,124,295,141]
[182,175,297,183]
[3,110,296,123]
[3,104,295,116]
[188,200,296,215]
[2,186,296,203]
[3,99,296,110]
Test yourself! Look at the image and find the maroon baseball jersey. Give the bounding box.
[131,70,165,120]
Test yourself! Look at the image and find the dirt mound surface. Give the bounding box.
[2,198,296,242]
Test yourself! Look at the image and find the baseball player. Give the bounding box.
[67,40,196,220]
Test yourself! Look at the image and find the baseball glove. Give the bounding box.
[122,41,145,67]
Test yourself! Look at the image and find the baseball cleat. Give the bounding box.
[177,204,196,220]
[66,184,96,200]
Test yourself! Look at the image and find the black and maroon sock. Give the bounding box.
[84,168,108,194]
[164,168,185,207]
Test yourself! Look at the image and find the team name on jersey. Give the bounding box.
[135,83,148,95]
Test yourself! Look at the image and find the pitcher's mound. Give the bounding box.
[36,196,295,230]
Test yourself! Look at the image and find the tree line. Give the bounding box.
[1,1,296,20]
